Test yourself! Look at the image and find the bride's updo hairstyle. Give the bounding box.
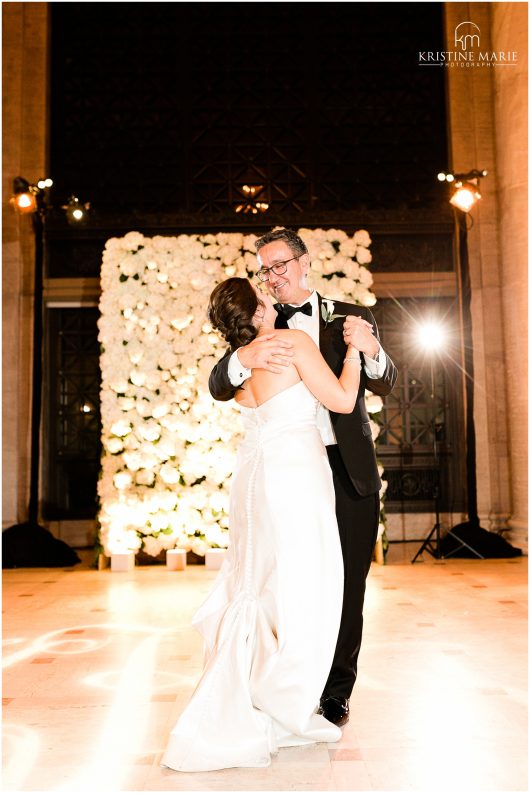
[208,278,261,351]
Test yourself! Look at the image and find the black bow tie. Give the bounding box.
[275,302,313,322]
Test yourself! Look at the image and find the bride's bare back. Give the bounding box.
[235,330,300,408]
[235,329,360,414]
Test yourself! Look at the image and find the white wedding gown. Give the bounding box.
[161,381,344,772]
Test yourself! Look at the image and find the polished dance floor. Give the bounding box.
[2,553,527,792]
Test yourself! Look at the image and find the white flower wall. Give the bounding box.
[97,228,384,557]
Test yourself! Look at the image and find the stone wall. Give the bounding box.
[444,2,527,551]
[2,3,49,526]
[491,2,528,549]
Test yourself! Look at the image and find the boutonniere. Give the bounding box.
[321,299,346,327]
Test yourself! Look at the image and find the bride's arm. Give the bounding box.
[290,330,361,414]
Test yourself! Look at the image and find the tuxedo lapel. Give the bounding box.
[317,293,326,335]
[317,293,334,363]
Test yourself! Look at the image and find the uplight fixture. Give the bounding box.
[437,169,488,213]
[416,320,447,352]
[63,195,91,224]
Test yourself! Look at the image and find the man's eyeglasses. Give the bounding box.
[256,256,300,282]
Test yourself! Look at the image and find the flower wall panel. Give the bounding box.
[98,229,382,556]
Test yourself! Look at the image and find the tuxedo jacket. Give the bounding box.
[208,293,398,497]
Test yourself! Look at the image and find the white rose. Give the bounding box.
[118,397,136,411]
[105,437,124,454]
[136,469,155,486]
[339,239,357,258]
[123,231,145,251]
[142,535,163,557]
[138,422,161,442]
[343,260,360,280]
[158,351,179,370]
[204,524,229,548]
[176,534,192,552]
[322,259,338,275]
[356,247,372,265]
[119,258,140,278]
[113,471,133,490]
[110,420,132,437]
[326,228,348,243]
[109,379,129,394]
[369,419,380,440]
[243,233,258,252]
[190,275,209,291]
[122,451,143,471]
[130,370,146,387]
[145,371,162,391]
[316,241,336,260]
[191,537,208,556]
[353,230,372,248]
[366,395,383,414]
[358,266,373,287]
[123,434,140,450]
[135,400,153,418]
[152,402,170,419]
[353,286,377,307]
[159,464,181,484]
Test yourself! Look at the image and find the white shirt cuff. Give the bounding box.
[364,346,387,379]
[227,350,251,386]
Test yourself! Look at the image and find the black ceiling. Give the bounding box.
[50,2,449,225]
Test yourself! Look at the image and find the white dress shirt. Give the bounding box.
[227,291,387,446]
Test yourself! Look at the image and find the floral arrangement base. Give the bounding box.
[186,550,206,565]
[135,549,166,565]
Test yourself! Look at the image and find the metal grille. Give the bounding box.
[371,297,466,513]
[44,308,101,519]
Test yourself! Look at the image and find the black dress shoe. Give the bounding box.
[318,696,349,727]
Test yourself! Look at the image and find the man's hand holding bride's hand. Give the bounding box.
[343,315,380,359]
[238,334,294,374]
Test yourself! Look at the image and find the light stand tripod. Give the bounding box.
[411,416,443,563]
[411,352,485,563]
[412,355,443,562]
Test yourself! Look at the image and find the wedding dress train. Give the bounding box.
[161,381,344,772]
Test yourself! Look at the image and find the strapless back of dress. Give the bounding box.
[239,378,319,427]
[161,380,343,772]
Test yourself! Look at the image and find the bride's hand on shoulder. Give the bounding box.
[238,333,294,374]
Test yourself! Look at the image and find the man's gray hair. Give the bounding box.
[255,228,308,258]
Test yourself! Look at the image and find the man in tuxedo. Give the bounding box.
[208,228,397,726]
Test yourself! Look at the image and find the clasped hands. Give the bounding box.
[238,315,379,374]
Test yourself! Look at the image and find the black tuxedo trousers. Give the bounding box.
[324,445,380,700]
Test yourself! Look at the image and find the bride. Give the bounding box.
[161,277,361,773]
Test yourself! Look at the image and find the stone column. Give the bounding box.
[490,3,528,550]
[444,3,525,546]
[2,3,49,526]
